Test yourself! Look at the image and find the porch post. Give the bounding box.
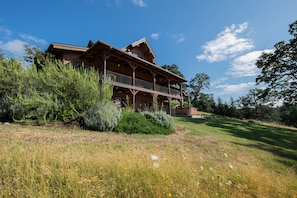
[180,83,184,107]
[153,73,156,91]
[132,65,137,86]
[129,89,139,111]
[168,97,172,115]
[168,79,171,95]
[103,54,107,80]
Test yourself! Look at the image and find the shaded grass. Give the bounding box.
[175,116,297,172]
[0,118,297,197]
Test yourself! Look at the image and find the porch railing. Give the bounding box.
[107,70,181,97]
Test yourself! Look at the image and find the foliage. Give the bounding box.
[183,101,190,108]
[82,102,121,132]
[24,45,55,70]
[0,96,12,122]
[279,104,297,127]
[0,53,114,125]
[143,111,173,130]
[237,89,277,121]
[256,20,297,105]
[115,111,174,135]
[161,64,187,90]
[188,73,210,103]
[161,64,185,78]
[170,100,178,109]
[193,93,215,113]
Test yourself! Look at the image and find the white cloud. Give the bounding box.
[20,33,47,46]
[171,34,185,43]
[151,33,159,40]
[0,26,12,36]
[215,82,255,95]
[0,39,28,56]
[196,22,254,63]
[131,0,146,7]
[211,77,228,87]
[227,49,274,77]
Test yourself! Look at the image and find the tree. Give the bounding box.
[256,20,297,104]
[188,73,210,104]
[237,88,276,121]
[214,97,228,116]
[24,45,54,70]
[161,64,185,78]
[193,93,215,113]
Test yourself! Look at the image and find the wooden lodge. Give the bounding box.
[46,38,187,114]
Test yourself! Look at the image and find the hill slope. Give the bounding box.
[0,117,296,197]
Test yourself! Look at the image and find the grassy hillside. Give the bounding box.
[0,117,296,197]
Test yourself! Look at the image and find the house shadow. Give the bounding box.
[177,116,297,172]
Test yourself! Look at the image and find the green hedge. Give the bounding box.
[115,111,174,135]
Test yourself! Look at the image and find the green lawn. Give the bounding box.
[175,116,297,171]
[0,116,296,197]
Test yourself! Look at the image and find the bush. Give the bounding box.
[82,102,121,132]
[0,95,12,122]
[143,111,173,130]
[0,56,114,125]
[10,91,60,125]
[115,111,174,135]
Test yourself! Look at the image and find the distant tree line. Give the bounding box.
[162,20,297,127]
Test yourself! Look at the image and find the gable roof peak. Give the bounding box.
[123,37,157,64]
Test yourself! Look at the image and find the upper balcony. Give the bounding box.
[107,70,181,99]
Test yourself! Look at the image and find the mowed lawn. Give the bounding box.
[0,116,297,198]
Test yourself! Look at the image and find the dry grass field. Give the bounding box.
[0,116,296,197]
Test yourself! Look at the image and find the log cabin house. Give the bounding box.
[46,38,187,114]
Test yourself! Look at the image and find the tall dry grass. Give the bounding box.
[0,122,296,197]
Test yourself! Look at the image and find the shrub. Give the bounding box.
[0,55,114,125]
[0,95,12,122]
[82,102,121,132]
[10,91,60,125]
[143,111,173,130]
[115,111,174,135]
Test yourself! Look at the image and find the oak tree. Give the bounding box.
[256,20,297,104]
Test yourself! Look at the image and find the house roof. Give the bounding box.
[84,40,187,82]
[46,42,88,53]
[122,38,156,64]
[46,39,187,83]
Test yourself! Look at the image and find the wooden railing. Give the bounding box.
[107,70,181,97]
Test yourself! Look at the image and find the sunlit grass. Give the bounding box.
[0,118,297,197]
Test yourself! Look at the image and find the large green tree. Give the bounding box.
[237,88,276,121]
[161,64,185,78]
[188,73,210,104]
[256,20,297,104]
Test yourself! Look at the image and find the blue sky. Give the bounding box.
[1,0,297,102]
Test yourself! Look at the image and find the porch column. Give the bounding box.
[102,54,109,80]
[179,83,184,107]
[129,63,138,86]
[103,54,107,80]
[168,97,172,115]
[153,73,156,91]
[167,79,171,95]
[130,89,139,111]
[132,66,136,86]
[152,93,158,111]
